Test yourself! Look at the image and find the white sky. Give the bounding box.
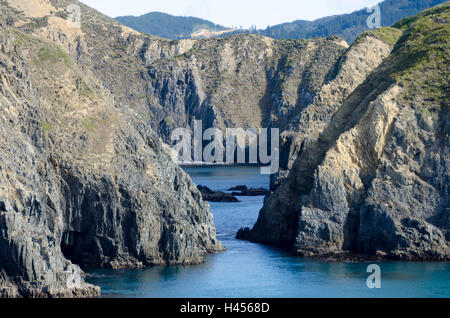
[79,0,381,29]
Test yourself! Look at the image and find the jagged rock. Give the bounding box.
[236,227,251,240]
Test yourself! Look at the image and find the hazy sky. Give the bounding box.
[79,0,381,29]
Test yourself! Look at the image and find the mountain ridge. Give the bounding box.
[258,0,448,43]
[115,0,449,43]
[116,11,230,40]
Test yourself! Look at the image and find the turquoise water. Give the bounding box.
[85,166,450,298]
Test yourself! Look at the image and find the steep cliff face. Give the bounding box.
[2,1,347,143]
[0,0,223,298]
[145,35,347,138]
[241,4,449,261]
[273,32,396,188]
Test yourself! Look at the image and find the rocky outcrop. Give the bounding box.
[0,0,223,298]
[228,185,270,196]
[240,4,450,261]
[197,186,239,202]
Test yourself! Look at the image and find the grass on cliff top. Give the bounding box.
[369,27,404,47]
[387,3,449,115]
[352,3,449,118]
[353,27,403,48]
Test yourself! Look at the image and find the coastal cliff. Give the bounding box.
[0,0,448,299]
[240,4,449,261]
[0,0,223,297]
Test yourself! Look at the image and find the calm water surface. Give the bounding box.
[86,166,450,298]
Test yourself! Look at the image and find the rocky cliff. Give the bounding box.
[1,1,348,144]
[1,0,448,299]
[240,4,449,261]
[144,35,347,138]
[0,0,223,298]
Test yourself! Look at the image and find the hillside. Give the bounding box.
[258,0,448,43]
[116,11,230,39]
[146,35,347,140]
[239,3,450,261]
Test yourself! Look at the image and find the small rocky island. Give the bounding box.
[197,185,271,202]
[197,185,240,202]
[228,185,270,197]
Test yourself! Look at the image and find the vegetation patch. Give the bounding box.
[81,117,99,131]
[370,27,403,47]
[164,117,175,127]
[388,4,449,115]
[37,45,71,67]
[41,120,51,133]
[79,83,96,98]
[353,27,403,48]
[55,10,68,20]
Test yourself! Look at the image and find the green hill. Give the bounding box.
[116,12,228,39]
[258,0,448,43]
[116,1,448,43]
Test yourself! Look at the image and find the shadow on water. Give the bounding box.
[85,166,450,298]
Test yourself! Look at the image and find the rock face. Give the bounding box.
[240,4,450,261]
[0,0,223,298]
[272,33,394,188]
